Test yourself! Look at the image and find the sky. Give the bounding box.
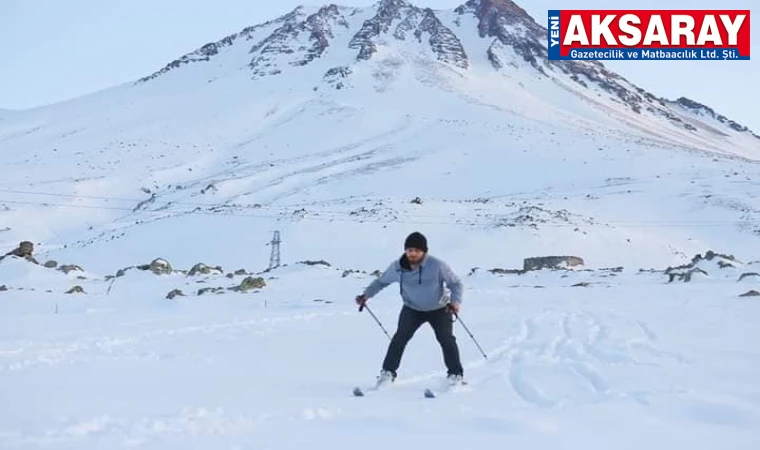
[0,0,757,131]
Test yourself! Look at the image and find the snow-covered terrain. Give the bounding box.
[1,0,759,448]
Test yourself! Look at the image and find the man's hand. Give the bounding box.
[356,294,368,310]
[446,303,461,315]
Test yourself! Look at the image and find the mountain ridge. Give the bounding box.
[134,0,757,141]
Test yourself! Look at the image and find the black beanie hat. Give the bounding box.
[404,232,428,252]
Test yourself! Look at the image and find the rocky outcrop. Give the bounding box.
[323,66,353,89]
[137,258,173,275]
[58,264,84,274]
[299,260,331,267]
[675,97,759,139]
[188,263,224,277]
[457,0,542,39]
[524,256,584,271]
[489,268,526,275]
[349,0,468,68]
[416,9,469,68]
[349,0,408,61]
[138,9,302,82]
[231,276,267,292]
[44,260,58,269]
[740,290,760,297]
[667,268,708,283]
[65,286,85,294]
[455,0,544,64]
[166,289,185,300]
[1,241,39,265]
[249,5,350,78]
[198,287,226,296]
[739,272,760,282]
[663,251,741,283]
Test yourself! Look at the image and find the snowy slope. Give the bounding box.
[1,257,759,449]
[1,0,760,449]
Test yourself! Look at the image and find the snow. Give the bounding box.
[1,1,760,448]
[1,261,760,449]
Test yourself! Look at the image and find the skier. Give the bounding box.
[356,231,465,386]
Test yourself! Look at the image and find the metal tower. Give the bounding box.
[268,231,281,270]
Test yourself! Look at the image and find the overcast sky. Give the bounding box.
[1,0,757,130]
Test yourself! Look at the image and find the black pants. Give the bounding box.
[382,305,464,377]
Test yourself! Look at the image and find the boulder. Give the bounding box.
[668,268,708,283]
[370,270,382,277]
[231,276,267,292]
[703,250,737,262]
[58,264,84,274]
[116,268,130,278]
[198,287,226,296]
[738,272,760,282]
[188,263,223,277]
[0,285,7,292]
[298,260,331,267]
[489,268,526,275]
[523,256,584,272]
[201,183,218,194]
[166,289,185,300]
[44,260,58,269]
[65,286,85,294]
[138,258,172,275]
[410,197,423,205]
[1,240,39,264]
[739,290,760,297]
[234,269,248,276]
[152,259,173,275]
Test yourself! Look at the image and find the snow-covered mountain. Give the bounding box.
[138,0,758,149]
[0,0,757,272]
[2,1,760,448]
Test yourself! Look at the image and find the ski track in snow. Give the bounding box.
[2,275,759,449]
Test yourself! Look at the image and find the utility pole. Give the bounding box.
[268,231,281,270]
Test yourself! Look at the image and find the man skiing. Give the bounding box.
[356,231,465,386]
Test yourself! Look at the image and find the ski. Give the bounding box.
[423,380,468,399]
[353,373,396,397]
[352,383,391,397]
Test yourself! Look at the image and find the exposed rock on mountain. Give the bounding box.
[524,256,585,272]
[131,0,756,141]
[349,0,468,67]
[249,5,351,78]
[139,9,303,82]
[674,97,759,138]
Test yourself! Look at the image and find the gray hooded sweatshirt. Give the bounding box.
[363,254,463,312]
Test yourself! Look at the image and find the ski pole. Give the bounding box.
[359,302,392,340]
[455,314,488,360]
